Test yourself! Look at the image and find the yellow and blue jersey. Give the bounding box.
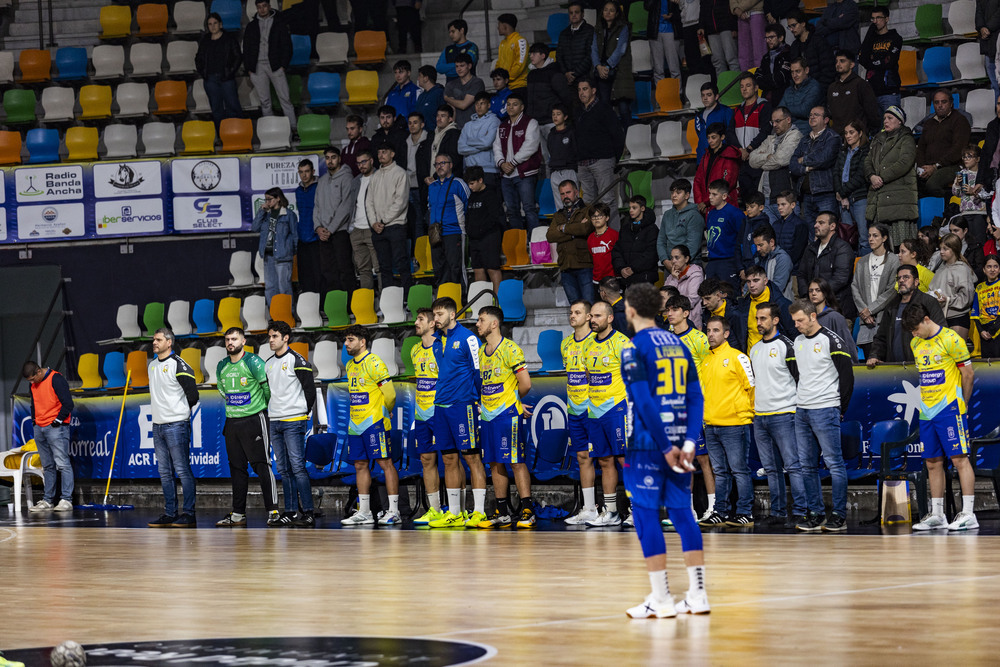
[561,332,594,416]
[910,326,971,420]
[677,327,709,375]
[346,352,392,434]
[972,278,1000,327]
[411,342,438,422]
[478,337,527,421]
[587,329,630,417]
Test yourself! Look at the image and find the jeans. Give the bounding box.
[34,422,73,503]
[203,76,242,127]
[986,56,999,100]
[876,93,901,113]
[753,413,807,517]
[270,419,313,512]
[372,223,413,290]
[578,158,618,229]
[248,64,297,130]
[561,268,595,304]
[500,174,539,231]
[763,200,780,226]
[795,406,847,517]
[800,193,837,234]
[264,257,293,306]
[705,424,753,516]
[152,420,196,517]
[841,198,870,254]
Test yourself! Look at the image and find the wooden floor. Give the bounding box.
[4,524,1000,664]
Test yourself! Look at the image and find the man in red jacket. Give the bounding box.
[22,361,75,512]
[694,123,741,213]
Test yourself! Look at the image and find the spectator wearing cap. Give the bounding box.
[384,61,421,119]
[443,53,485,127]
[827,50,881,136]
[916,89,973,198]
[866,105,918,246]
[575,78,625,230]
[414,65,445,129]
[437,19,479,81]
[493,90,542,231]
[458,91,502,187]
[787,10,835,88]
[496,14,529,88]
[591,0,634,127]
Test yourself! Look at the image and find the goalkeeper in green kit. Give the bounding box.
[215,327,280,527]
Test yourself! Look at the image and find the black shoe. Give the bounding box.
[822,513,847,532]
[171,513,196,528]
[292,511,315,527]
[796,512,827,532]
[760,515,786,528]
[267,510,295,527]
[785,515,806,529]
[698,511,727,526]
[148,514,177,528]
[725,513,754,527]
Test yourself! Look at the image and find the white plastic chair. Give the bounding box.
[296,291,323,328]
[254,253,265,284]
[92,45,125,80]
[129,43,164,77]
[0,445,45,514]
[0,51,14,84]
[166,41,198,75]
[238,76,260,111]
[141,121,176,156]
[685,74,711,110]
[966,88,995,131]
[115,82,150,118]
[104,124,139,158]
[901,96,927,131]
[316,32,349,66]
[371,338,399,376]
[173,1,208,35]
[257,115,291,151]
[313,340,341,380]
[243,294,268,331]
[229,250,254,285]
[204,346,227,384]
[955,42,986,81]
[656,120,688,157]
[632,39,651,73]
[192,79,212,114]
[465,281,494,319]
[945,0,977,36]
[379,286,407,324]
[41,86,75,122]
[166,300,193,335]
[624,123,653,162]
[116,303,141,338]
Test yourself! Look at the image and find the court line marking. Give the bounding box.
[0,528,16,543]
[422,573,1000,638]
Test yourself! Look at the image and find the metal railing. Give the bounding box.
[458,0,491,63]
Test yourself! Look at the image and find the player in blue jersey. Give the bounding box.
[620,283,710,619]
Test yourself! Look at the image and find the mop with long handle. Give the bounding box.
[80,369,135,510]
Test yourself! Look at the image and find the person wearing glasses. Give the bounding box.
[251,187,298,306]
[349,150,380,291]
[427,152,470,286]
[755,24,792,107]
[858,6,902,112]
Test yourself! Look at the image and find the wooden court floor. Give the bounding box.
[3,525,1000,665]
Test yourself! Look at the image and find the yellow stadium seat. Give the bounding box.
[219,117,254,153]
[78,353,103,389]
[437,282,463,312]
[126,350,150,387]
[180,347,205,384]
[180,120,216,154]
[65,126,99,161]
[351,288,378,325]
[353,30,387,65]
[100,5,133,39]
[136,3,169,37]
[345,70,379,105]
[414,235,433,277]
[217,296,243,331]
[289,341,310,361]
[0,130,22,165]
[153,80,189,115]
[269,293,296,328]
[501,228,529,268]
[79,84,113,120]
[19,49,51,83]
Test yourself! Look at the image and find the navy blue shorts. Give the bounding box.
[348,423,390,461]
[482,407,526,465]
[624,449,692,510]
[694,429,706,457]
[412,418,435,455]
[433,402,480,453]
[588,402,627,458]
[567,413,590,454]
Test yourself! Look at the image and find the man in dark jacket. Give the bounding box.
[867,264,946,364]
[556,2,595,87]
[575,78,625,229]
[547,180,595,303]
[756,23,792,106]
[976,0,1000,98]
[787,11,835,88]
[796,211,857,319]
[735,265,796,347]
[790,105,841,228]
[612,195,659,286]
[814,0,860,55]
[699,277,745,351]
[976,97,1000,188]
[526,43,571,126]
[370,105,410,169]
[243,0,296,131]
[859,7,903,112]
[916,89,973,197]
[827,51,882,136]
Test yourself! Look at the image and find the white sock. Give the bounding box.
[649,570,670,603]
[963,495,975,515]
[358,494,370,515]
[389,495,399,513]
[606,494,618,513]
[931,497,944,517]
[582,486,596,511]
[687,565,706,593]
[447,488,461,514]
[428,490,441,510]
[473,488,486,515]
[707,494,716,511]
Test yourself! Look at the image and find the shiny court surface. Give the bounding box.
[3,510,1000,664]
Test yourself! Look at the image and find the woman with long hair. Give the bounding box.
[973,254,1000,358]
[663,244,705,328]
[929,233,977,342]
[948,217,987,283]
[591,1,633,128]
[807,277,858,362]
[851,222,899,357]
[251,187,299,305]
[898,237,935,292]
[835,119,871,254]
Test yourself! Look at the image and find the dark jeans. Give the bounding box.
[753,412,806,517]
[682,24,713,79]
[396,5,421,53]
[800,192,837,235]
[350,0,387,31]
[408,187,426,242]
[561,268,595,304]
[297,240,324,294]
[434,233,466,286]
[320,230,356,294]
[152,420,196,517]
[595,77,631,130]
[203,76,242,127]
[372,223,413,290]
[319,0,348,31]
[270,419,314,513]
[500,174,540,231]
[705,424,753,516]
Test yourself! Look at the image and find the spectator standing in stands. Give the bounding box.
[764,0,795,24]
[557,1,597,87]
[549,181,596,302]
[756,23,791,106]
[948,217,988,283]
[929,234,978,343]
[443,54,485,128]
[496,14,529,89]
[350,151,379,291]
[787,11,834,88]
[23,361,74,513]
[835,120,871,253]
[699,278,744,350]
[739,194,770,278]
[243,0,296,132]
[808,277,859,362]
[588,202,619,284]
[916,90,973,198]
[547,104,578,203]
[731,73,773,202]
[367,145,412,291]
[694,124,741,212]
[866,106,918,246]
[859,7,903,112]
[437,19,479,81]
[493,91,542,231]
[592,0,634,127]
[703,180,744,289]
[750,106,802,224]
[737,266,795,347]
[196,13,242,128]
[773,190,809,267]
[427,106,463,178]
[406,113,430,241]
[681,0,713,78]
[294,160,322,294]
[790,106,840,227]
[827,51,881,136]
[458,92,501,187]
[796,211,856,320]
[976,0,1000,98]
[658,179,704,267]
[731,0,766,72]
[953,146,990,245]
[384,61,420,120]
[575,78,625,229]
[647,0,683,82]
[814,0,859,56]
[613,195,660,286]
[252,188,298,306]
[527,43,571,138]
[780,59,824,136]
[695,83,735,163]
[852,222,899,357]
[973,255,1000,358]
[751,224,793,297]
[394,0,421,54]
[490,69,513,119]
[868,265,945,365]
[464,166,504,292]
[415,66,445,129]
[664,245,705,328]
[702,0,739,75]
[314,146,357,294]
[342,115,371,176]
[370,105,409,169]
[427,153,470,286]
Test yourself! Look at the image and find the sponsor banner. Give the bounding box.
[95,198,166,236]
[0,209,6,242]
[173,194,245,232]
[171,157,241,194]
[92,161,164,198]
[15,202,86,240]
[250,154,319,191]
[0,170,5,203]
[14,165,84,203]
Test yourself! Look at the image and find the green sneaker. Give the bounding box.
[428,511,465,528]
[464,510,487,528]
[413,507,445,526]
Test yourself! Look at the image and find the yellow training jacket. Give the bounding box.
[496,32,529,88]
[700,341,755,426]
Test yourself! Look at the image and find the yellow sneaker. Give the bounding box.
[476,510,513,529]
[428,511,465,528]
[464,510,487,528]
[413,507,445,526]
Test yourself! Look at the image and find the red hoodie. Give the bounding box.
[588,228,618,282]
[693,144,741,207]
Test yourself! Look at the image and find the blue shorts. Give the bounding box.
[348,423,390,461]
[413,418,435,455]
[482,407,526,465]
[624,449,692,510]
[694,429,707,457]
[920,411,970,460]
[567,413,590,454]
[588,402,627,458]
[433,402,480,453]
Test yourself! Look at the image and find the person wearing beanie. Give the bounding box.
[865,106,918,246]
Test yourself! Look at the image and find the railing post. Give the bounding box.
[46,0,55,48]
[36,0,43,49]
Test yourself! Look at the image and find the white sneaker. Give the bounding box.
[675,591,711,615]
[564,507,599,525]
[947,511,979,531]
[585,510,622,527]
[622,513,634,528]
[377,510,402,525]
[53,499,73,512]
[912,513,948,531]
[626,593,677,619]
[29,500,53,512]
[341,511,374,526]
[698,507,715,523]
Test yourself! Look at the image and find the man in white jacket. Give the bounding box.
[748,106,802,225]
[492,91,542,230]
[366,145,412,290]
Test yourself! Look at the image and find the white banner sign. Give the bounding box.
[17,203,86,239]
[93,161,163,199]
[14,166,84,203]
[172,195,243,232]
[95,199,166,236]
[249,155,319,192]
[171,157,241,194]
[0,209,7,242]
[0,171,5,204]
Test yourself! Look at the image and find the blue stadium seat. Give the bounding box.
[192,298,217,334]
[103,351,127,389]
[546,13,570,46]
[306,72,341,107]
[537,329,565,373]
[211,0,242,31]
[633,81,653,117]
[538,178,557,217]
[919,197,944,226]
[921,47,954,85]
[841,420,874,481]
[25,129,61,164]
[53,47,88,81]
[289,34,312,68]
[497,279,526,323]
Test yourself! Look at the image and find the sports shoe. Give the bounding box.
[586,509,622,527]
[759,515,786,528]
[428,511,465,528]
[912,513,948,531]
[413,507,445,526]
[377,510,402,525]
[172,514,196,528]
[948,511,979,531]
[622,513,634,528]
[795,512,826,532]
[675,590,711,615]
[822,514,847,532]
[267,511,295,527]
[28,500,53,512]
[725,514,754,527]
[698,512,726,526]
[148,514,177,528]
[785,515,806,529]
[341,510,374,525]
[476,510,512,529]
[53,499,73,512]
[464,510,487,528]
[626,594,677,619]
[661,518,674,528]
[292,511,315,528]
[697,507,716,523]
[565,507,599,525]
[216,512,247,527]
[516,507,537,529]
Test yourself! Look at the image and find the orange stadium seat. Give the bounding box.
[152,80,188,115]
[0,130,22,165]
[219,118,253,153]
[353,30,387,65]
[126,351,150,387]
[18,49,51,83]
[136,3,169,37]
[502,228,529,268]
[269,294,296,328]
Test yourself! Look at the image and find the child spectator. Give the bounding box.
[694,123,741,212]
[464,166,505,292]
[547,103,578,205]
[490,68,512,118]
[704,179,745,289]
[587,202,618,283]
[657,178,705,269]
[952,145,990,245]
[740,192,769,279]
[613,195,660,286]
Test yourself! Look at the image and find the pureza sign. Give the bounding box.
[250,154,319,191]
[93,161,163,198]
[14,166,84,203]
